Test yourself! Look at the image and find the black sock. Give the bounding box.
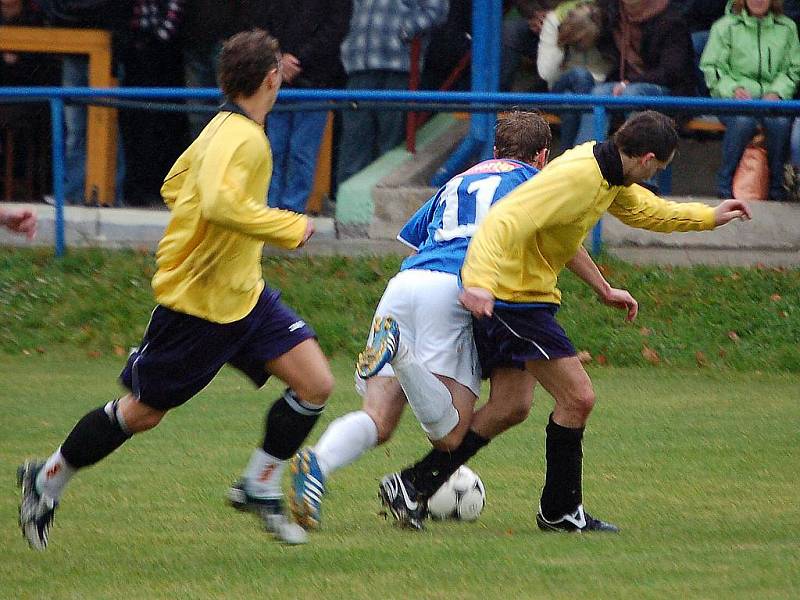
[261,389,324,460]
[401,429,490,498]
[540,413,584,521]
[60,399,133,469]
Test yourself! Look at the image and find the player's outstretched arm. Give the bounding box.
[713,199,752,227]
[0,208,37,240]
[567,246,638,321]
[459,287,495,318]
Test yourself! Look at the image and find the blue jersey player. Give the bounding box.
[287,111,552,530]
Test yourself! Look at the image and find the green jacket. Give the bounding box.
[700,9,800,99]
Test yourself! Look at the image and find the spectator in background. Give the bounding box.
[421,0,471,91]
[0,0,59,200]
[335,0,449,193]
[40,0,130,205]
[181,0,244,139]
[788,115,800,201]
[700,0,800,201]
[574,0,696,146]
[675,0,728,96]
[120,0,188,207]
[245,0,352,214]
[501,1,561,92]
[536,0,611,152]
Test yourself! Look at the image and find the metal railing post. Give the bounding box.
[49,97,66,258]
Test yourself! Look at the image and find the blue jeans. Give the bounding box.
[266,110,328,213]
[335,71,408,190]
[62,55,125,204]
[551,67,596,152]
[718,115,792,199]
[575,81,669,145]
[183,43,222,140]
[790,117,800,166]
[692,30,711,97]
[62,55,88,203]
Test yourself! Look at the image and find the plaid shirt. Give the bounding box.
[340,0,449,74]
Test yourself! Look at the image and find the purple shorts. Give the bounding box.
[473,303,576,377]
[119,287,316,410]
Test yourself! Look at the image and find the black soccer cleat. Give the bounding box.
[226,479,307,544]
[536,504,619,533]
[378,472,427,531]
[17,460,58,551]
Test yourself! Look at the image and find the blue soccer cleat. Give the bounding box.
[356,316,400,379]
[289,448,326,530]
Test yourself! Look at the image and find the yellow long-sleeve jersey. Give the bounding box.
[152,109,308,323]
[462,142,716,304]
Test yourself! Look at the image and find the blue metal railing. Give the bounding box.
[1,86,799,256]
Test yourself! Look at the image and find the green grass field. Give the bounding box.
[1,354,798,599]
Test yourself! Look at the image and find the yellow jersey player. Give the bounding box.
[18,29,333,550]
[460,110,751,533]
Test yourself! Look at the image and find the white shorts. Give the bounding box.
[355,269,481,397]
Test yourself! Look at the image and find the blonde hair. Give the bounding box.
[731,0,783,14]
[558,4,602,50]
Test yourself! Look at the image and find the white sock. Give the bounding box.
[35,448,76,502]
[313,411,378,477]
[242,449,285,499]
[391,340,459,440]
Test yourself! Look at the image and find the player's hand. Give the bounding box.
[459,287,495,318]
[299,219,315,247]
[0,208,37,239]
[281,53,302,84]
[733,87,752,100]
[714,199,752,227]
[600,287,638,322]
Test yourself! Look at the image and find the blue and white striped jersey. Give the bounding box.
[397,159,539,275]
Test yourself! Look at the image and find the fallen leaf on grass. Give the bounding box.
[113,345,126,356]
[577,350,592,364]
[87,350,102,359]
[639,327,652,336]
[727,331,740,342]
[642,346,660,365]
[770,293,782,302]
[596,354,608,366]
[695,351,709,367]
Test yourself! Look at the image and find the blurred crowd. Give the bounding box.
[1,0,799,209]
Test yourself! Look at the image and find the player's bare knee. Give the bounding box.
[296,372,335,406]
[573,388,596,419]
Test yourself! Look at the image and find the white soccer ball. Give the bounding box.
[426,465,486,521]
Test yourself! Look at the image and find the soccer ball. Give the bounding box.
[426,466,486,521]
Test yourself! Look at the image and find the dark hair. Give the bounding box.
[732,0,783,15]
[612,110,678,161]
[218,29,280,98]
[494,110,552,163]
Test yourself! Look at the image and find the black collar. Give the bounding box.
[219,99,255,122]
[592,140,625,186]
